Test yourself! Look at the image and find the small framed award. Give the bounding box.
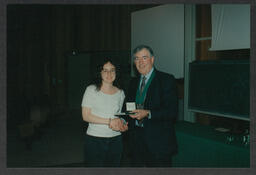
[114,102,136,117]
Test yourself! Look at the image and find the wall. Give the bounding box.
[195,4,250,132]
[7,4,156,118]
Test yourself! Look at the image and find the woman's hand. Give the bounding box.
[109,118,128,132]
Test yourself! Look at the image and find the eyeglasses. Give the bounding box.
[134,56,150,62]
[102,69,116,74]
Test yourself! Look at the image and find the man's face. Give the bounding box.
[134,48,154,76]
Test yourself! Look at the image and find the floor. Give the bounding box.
[7,109,87,167]
[7,109,131,168]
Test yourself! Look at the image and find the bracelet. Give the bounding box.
[108,118,111,127]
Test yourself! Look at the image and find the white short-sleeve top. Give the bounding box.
[81,85,125,138]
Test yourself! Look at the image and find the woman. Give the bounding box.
[81,57,128,167]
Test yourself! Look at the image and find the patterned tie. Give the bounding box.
[140,76,146,95]
[137,76,146,127]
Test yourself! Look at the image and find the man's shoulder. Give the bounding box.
[155,70,175,80]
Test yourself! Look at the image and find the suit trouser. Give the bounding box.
[83,134,123,167]
[129,127,172,167]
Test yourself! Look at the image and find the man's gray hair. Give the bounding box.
[132,45,154,59]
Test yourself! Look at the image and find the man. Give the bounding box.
[124,45,178,167]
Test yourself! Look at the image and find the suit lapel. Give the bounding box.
[131,76,141,101]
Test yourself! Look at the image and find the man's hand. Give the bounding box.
[129,109,149,120]
[119,121,128,132]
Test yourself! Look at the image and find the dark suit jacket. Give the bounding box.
[124,69,178,156]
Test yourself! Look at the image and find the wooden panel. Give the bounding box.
[196,4,211,38]
[196,40,217,61]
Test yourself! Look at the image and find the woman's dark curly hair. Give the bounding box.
[93,57,122,91]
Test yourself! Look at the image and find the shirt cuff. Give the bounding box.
[148,110,151,119]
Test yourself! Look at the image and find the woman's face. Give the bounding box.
[101,62,116,84]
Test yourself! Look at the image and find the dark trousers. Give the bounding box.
[83,134,123,167]
[129,127,172,167]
